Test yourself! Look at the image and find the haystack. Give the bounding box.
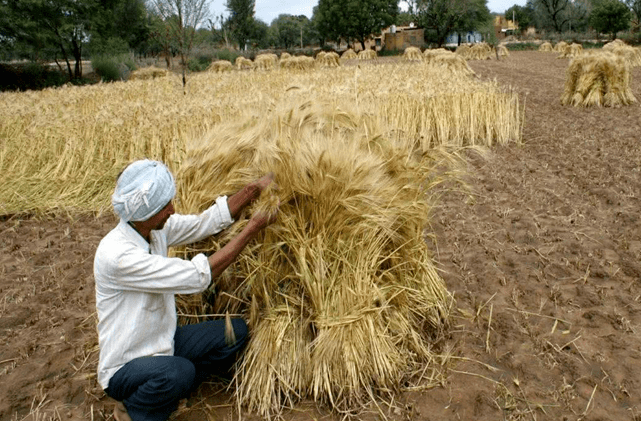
[403,46,423,61]
[553,41,569,53]
[358,49,377,60]
[235,56,254,70]
[606,44,641,67]
[558,43,583,59]
[254,54,278,70]
[455,44,470,58]
[206,60,232,73]
[341,49,358,59]
[427,53,474,76]
[538,42,553,52]
[497,44,510,58]
[469,43,493,60]
[280,56,316,71]
[561,51,637,107]
[280,52,292,60]
[175,101,450,416]
[129,66,170,80]
[316,51,340,67]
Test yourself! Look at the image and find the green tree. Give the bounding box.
[590,0,631,39]
[315,0,398,50]
[149,0,211,87]
[417,0,491,47]
[505,4,534,32]
[251,18,270,49]
[226,0,255,49]
[270,14,312,49]
[91,0,149,55]
[530,0,589,32]
[624,0,641,27]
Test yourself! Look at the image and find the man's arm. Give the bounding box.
[207,209,276,280]
[227,173,274,219]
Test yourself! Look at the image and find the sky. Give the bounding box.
[209,0,529,26]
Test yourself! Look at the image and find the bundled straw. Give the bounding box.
[403,46,423,61]
[558,43,583,59]
[538,42,553,52]
[561,51,637,107]
[207,60,233,73]
[604,41,641,68]
[280,56,316,71]
[457,43,493,60]
[427,53,475,76]
[358,49,377,60]
[553,41,569,53]
[254,54,278,70]
[235,56,254,70]
[129,66,170,80]
[175,100,452,416]
[497,44,510,58]
[341,49,358,59]
[316,51,340,67]
[280,52,292,60]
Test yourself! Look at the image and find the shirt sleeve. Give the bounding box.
[97,243,212,294]
[164,196,234,247]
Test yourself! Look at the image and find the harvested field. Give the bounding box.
[2,51,641,421]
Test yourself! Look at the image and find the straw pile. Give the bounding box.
[316,51,340,67]
[561,51,637,107]
[175,99,451,415]
[280,56,316,71]
[538,42,553,52]
[423,48,451,60]
[129,66,170,80]
[457,43,493,60]
[280,52,291,60]
[603,40,641,67]
[558,43,583,59]
[207,60,233,73]
[428,53,474,76]
[235,56,254,70]
[358,49,377,60]
[497,44,510,58]
[254,54,278,70]
[455,44,470,57]
[341,49,358,59]
[403,46,423,61]
[553,41,569,52]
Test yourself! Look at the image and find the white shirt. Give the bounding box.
[94,196,234,389]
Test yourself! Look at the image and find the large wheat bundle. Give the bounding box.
[469,43,493,60]
[608,45,641,67]
[603,39,627,50]
[341,49,358,59]
[538,42,553,52]
[206,60,232,73]
[427,53,474,76]
[561,51,636,107]
[497,44,510,58]
[403,46,423,61]
[455,44,471,57]
[558,43,583,59]
[129,66,170,80]
[174,100,451,416]
[280,56,316,71]
[358,49,377,60]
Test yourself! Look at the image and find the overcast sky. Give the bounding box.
[209,0,528,25]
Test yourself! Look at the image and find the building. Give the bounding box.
[380,24,425,51]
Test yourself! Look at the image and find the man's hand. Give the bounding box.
[228,172,277,218]
[249,173,276,199]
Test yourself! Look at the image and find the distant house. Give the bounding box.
[494,15,518,40]
[445,32,483,45]
[379,24,425,51]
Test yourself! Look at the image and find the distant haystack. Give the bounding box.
[603,39,627,50]
[497,44,510,58]
[558,43,583,59]
[455,44,470,58]
[428,53,475,76]
[341,49,358,59]
[316,51,340,67]
[561,51,636,107]
[403,46,423,61]
[129,66,169,81]
[358,49,377,60]
[604,41,641,67]
[553,41,569,53]
[280,55,316,71]
[207,60,233,73]
[235,56,254,70]
[423,48,454,64]
[280,52,291,60]
[254,54,278,70]
[456,43,492,60]
[538,42,553,52]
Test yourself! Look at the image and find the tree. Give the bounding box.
[417,0,491,47]
[91,0,149,55]
[590,0,631,39]
[530,0,588,32]
[251,19,270,49]
[225,0,255,49]
[270,14,312,49]
[149,0,211,88]
[505,4,534,32]
[315,0,398,50]
[624,0,641,27]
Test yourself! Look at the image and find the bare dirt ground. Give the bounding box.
[2,50,641,421]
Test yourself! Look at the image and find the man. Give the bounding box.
[94,159,277,421]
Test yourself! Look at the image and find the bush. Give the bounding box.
[0,62,67,91]
[91,54,137,82]
[214,48,242,63]
[188,53,214,72]
[504,42,541,51]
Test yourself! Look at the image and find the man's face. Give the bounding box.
[150,201,175,231]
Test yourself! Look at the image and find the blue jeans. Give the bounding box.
[105,319,248,421]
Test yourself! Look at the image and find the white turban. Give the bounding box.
[112,160,176,222]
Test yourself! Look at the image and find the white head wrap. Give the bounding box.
[112,160,176,222]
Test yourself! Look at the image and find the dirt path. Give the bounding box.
[1,51,641,421]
